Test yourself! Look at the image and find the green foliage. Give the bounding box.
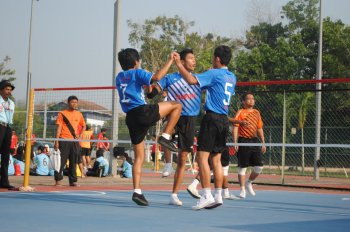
[0,56,16,82]
[125,0,350,142]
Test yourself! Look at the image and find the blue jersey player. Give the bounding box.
[116,48,182,206]
[174,45,237,210]
[148,48,201,206]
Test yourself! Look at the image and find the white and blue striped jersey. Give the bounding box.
[158,72,201,116]
[116,69,153,113]
[195,68,236,115]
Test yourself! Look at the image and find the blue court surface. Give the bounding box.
[0,190,349,232]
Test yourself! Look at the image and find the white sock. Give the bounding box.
[203,188,211,196]
[191,178,200,187]
[241,186,246,191]
[223,188,230,195]
[171,193,177,197]
[215,188,222,196]
[134,189,142,194]
[161,133,171,140]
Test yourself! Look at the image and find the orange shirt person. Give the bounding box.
[232,92,266,199]
[54,95,86,186]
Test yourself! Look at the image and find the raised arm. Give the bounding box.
[151,52,175,81]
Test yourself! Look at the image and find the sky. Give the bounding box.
[1,0,350,102]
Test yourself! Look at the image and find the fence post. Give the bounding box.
[281,91,286,184]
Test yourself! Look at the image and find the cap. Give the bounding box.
[44,144,50,148]
[0,79,15,90]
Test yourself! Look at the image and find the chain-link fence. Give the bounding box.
[12,81,349,183]
[227,87,350,181]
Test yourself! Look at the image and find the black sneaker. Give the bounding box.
[132,192,149,206]
[158,136,178,152]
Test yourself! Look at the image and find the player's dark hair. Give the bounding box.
[214,45,232,66]
[68,95,78,103]
[179,48,193,60]
[118,48,140,70]
[241,92,254,102]
[101,128,107,132]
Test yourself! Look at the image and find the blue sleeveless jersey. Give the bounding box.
[195,68,236,115]
[116,69,153,113]
[158,72,201,116]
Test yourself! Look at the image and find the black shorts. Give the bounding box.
[197,111,229,153]
[237,137,263,168]
[126,104,160,145]
[221,147,230,167]
[81,148,91,156]
[176,116,196,152]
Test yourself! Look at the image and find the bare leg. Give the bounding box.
[132,141,145,189]
[249,171,259,181]
[164,149,172,163]
[78,162,85,178]
[82,155,87,168]
[158,101,182,135]
[197,151,210,188]
[86,155,91,168]
[172,151,188,193]
[238,174,245,188]
[210,153,223,189]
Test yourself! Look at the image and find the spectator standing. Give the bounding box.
[97,128,108,151]
[54,95,86,186]
[80,124,94,169]
[0,79,17,190]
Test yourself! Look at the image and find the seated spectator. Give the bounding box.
[119,153,133,178]
[86,149,109,177]
[30,146,50,176]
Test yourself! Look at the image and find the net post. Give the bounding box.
[23,89,34,188]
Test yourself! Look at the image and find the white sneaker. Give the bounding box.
[204,193,223,209]
[169,194,183,206]
[162,164,173,177]
[239,189,246,199]
[192,194,215,210]
[246,181,256,196]
[187,185,201,199]
[223,192,241,200]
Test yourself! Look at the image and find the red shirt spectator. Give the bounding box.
[10,131,18,149]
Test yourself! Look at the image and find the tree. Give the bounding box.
[0,56,16,82]
[287,92,314,173]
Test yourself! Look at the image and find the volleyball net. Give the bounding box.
[18,78,350,183]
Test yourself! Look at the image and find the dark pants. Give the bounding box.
[0,125,12,186]
[54,141,80,184]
